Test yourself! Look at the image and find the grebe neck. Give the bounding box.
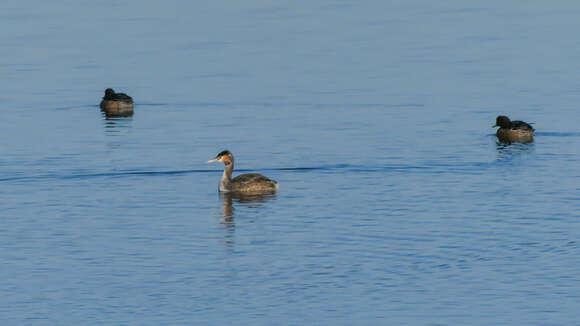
[220,160,234,192]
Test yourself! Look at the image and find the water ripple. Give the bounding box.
[0,161,505,184]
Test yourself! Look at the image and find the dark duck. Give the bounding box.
[100,88,134,117]
[493,115,534,143]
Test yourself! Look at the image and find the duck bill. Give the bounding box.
[207,158,218,163]
[492,124,498,128]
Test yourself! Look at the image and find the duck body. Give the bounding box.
[494,115,534,143]
[208,150,278,195]
[100,88,134,117]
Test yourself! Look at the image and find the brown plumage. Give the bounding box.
[207,150,278,194]
[100,88,134,117]
[493,115,534,144]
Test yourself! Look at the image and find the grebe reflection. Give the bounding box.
[219,192,277,217]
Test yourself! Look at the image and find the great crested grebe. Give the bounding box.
[100,88,134,117]
[207,150,278,194]
[493,115,534,143]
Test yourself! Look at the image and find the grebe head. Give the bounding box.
[207,150,233,165]
[493,115,511,128]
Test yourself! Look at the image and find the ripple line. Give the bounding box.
[0,161,503,184]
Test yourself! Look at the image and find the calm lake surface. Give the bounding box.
[2,1,580,325]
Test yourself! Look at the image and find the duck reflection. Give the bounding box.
[495,141,535,161]
[102,115,133,134]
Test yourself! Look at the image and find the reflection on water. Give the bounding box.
[219,192,277,217]
[102,116,134,152]
[218,192,277,246]
[495,141,535,162]
[102,115,133,134]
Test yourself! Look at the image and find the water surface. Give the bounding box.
[2,1,580,325]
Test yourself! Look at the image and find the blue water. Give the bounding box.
[2,1,580,325]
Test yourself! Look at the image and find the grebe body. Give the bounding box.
[208,150,278,194]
